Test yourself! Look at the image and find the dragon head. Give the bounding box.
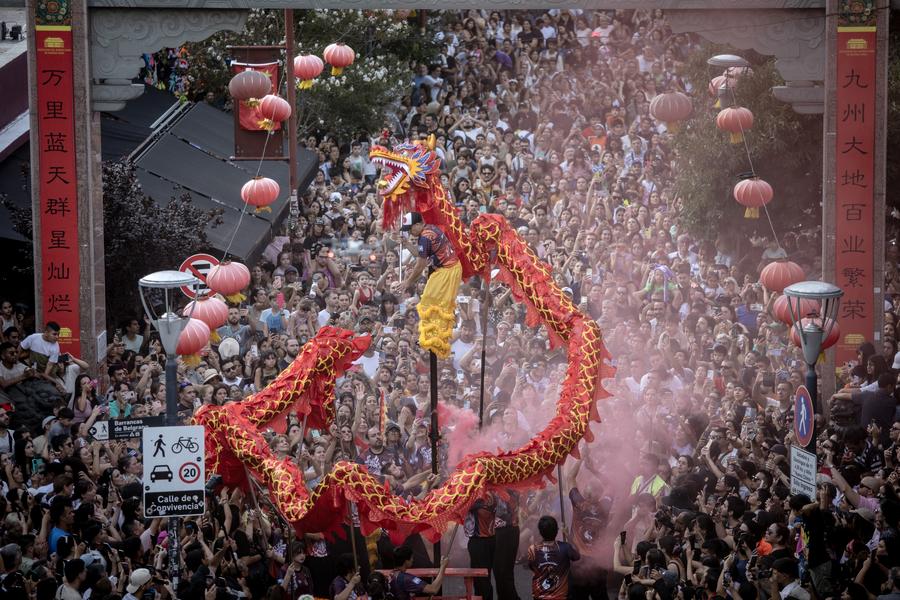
[369,136,441,202]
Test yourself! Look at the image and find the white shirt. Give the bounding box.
[450,338,476,370]
[0,360,26,386]
[354,352,380,380]
[21,333,59,363]
[122,334,143,353]
[780,580,810,600]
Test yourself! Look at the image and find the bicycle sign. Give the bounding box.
[142,425,205,518]
[172,437,200,454]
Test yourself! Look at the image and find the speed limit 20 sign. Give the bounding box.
[142,425,206,518]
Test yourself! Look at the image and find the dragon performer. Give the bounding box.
[193,137,614,542]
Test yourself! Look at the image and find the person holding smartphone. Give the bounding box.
[108,382,134,419]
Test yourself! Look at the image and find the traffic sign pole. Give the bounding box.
[165,358,180,590]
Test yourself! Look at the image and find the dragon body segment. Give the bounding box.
[194,140,613,541]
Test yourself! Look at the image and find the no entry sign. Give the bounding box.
[179,253,219,298]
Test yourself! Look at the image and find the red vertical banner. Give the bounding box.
[834,24,877,366]
[35,25,81,356]
[231,62,279,131]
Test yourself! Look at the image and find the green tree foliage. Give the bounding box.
[184,9,436,138]
[102,161,222,318]
[1,162,221,325]
[672,48,822,243]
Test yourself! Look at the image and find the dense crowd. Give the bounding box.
[1,7,900,600]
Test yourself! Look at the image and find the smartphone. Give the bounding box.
[639,565,650,578]
[251,344,259,358]
[707,369,715,379]
[383,326,394,334]
[276,292,285,310]
[32,457,44,473]
[747,554,758,571]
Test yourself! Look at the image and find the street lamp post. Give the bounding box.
[783,281,843,452]
[138,270,199,589]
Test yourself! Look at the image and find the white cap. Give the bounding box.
[126,568,152,594]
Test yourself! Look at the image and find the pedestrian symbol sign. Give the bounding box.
[794,385,814,448]
[142,425,205,518]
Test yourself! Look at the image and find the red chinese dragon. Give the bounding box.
[194,137,613,541]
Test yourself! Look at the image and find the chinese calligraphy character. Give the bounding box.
[842,203,865,221]
[44,197,71,217]
[841,169,867,188]
[841,235,866,254]
[841,300,866,320]
[41,69,65,86]
[46,166,69,185]
[48,230,69,250]
[841,103,865,123]
[47,262,70,280]
[842,68,869,88]
[44,132,67,153]
[842,136,868,155]
[841,267,865,288]
[48,294,72,313]
[44,101,65,120]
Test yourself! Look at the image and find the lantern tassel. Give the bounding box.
[729,131,744,144]
[254,206,273,214]
[257,118,276,131]
[331,66,344,76]
[245,98,261,108]
[209,330,221,344]
[297,79,315,90]
[182,354,201,368]
[744,207,760,219]
[713,99,721,109]
[666,121,680,133]
[224,292,247,304]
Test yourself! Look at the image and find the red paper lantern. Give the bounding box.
[228,69,272,102]
[733,176,772,219]
[176,318,211,356]
[649,91,692,132]
[293,54,324,90]
[184,295,229,330]
[207,261,251,303]
[759,260,805,293]
[241,177,280,212]
[708,74,732,97]
[790,317,840,351]
[256,94,291,131]
[323,42,355,76]
[772,294,821,325]
[716,106,754,144]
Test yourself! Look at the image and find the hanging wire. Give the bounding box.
[220,59,288,262]
[725,82,783,252]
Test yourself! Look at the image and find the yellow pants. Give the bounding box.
[417,261,462,358]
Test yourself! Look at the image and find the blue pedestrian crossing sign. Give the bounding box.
[794,385,814,447]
